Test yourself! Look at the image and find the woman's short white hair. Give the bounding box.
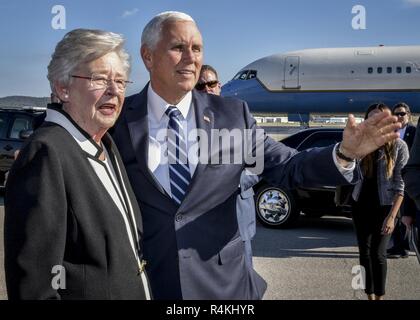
[141,11,195,49]
[47,28,130,93]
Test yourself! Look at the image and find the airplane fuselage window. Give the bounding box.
[367,66,411,75]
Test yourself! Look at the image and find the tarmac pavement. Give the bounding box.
[1,205,419,300]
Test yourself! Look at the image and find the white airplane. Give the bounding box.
[221,45,420,122]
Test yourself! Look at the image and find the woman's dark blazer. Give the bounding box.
[4,112,148,300]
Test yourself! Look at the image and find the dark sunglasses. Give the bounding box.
[394,112,407,117]
[195,80,219,91]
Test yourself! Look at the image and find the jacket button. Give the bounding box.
[175,214,183,222]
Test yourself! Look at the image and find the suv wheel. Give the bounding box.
[255,185,300,228]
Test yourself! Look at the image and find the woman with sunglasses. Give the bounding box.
[351,103,409,300]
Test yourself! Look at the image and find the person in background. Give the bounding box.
[196,64,260,268]
[402,117,420,256]
[195,64,221,95]
[4,29,151,300]
[351,103,409,300]
[387,102,416,259]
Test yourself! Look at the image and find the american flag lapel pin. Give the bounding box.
[204,115,211,123]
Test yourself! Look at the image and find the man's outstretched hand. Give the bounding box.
[340,111,401,160]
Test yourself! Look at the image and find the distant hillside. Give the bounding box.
[0,96,50,108]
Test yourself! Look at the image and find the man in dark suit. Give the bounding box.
[112,11,401,299]
[402,117,420,255]
[388,103,417,258]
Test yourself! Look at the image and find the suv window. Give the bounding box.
[9,116,32,139]
[0,108,46,187]
[0,114,9,139]
[297,131,343,150]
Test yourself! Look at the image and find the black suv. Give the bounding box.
[0,107,46,187]
[254,127,348,228]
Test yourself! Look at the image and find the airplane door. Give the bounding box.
[284,56,300,89]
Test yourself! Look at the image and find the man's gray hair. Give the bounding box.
[141,11,195,49]
[47,28,130,93]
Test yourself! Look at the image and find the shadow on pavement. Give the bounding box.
[252,215,359,259]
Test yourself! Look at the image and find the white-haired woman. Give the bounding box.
[4,29,151,300]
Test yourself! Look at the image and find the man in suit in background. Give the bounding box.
[388,102,417,258]
[112,11,401,299]
[196,64,260,268]
[402,117,420,257]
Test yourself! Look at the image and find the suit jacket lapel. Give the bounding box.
[125,84,168,196]
[125,87,216,210]
[179,90,214,212]
[404,124,416,149]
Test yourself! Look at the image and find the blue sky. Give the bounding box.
[0,0,420,97]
